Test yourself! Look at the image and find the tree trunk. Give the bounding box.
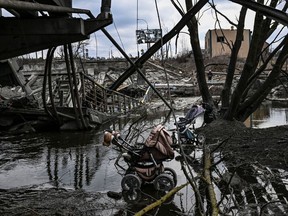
[221,7,247,114]
[185,0,214,107]
[224,0,267,120]
[236,35,288,121]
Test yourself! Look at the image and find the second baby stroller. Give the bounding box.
[174,103,214,145]
[103,124,177,192]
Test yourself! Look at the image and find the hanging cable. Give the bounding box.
[94,33,98,59]
[154,0,164,60]
[102,28,173,110]
[154,0,175,117]
[136,0,139,57]
[154,2,204,210]
[113,21,126,52]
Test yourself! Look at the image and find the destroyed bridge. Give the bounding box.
[0,0,285,132]
[0,0,208,132]
[0,0,145,131]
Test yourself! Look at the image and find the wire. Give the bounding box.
[136,0,139,57]
[93,33,98,59]
[113,21,126,52]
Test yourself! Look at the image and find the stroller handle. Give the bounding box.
[103,130,142,158]
[103,130,121,146]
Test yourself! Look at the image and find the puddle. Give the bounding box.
[245,100,288,128]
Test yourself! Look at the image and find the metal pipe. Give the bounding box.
[68,43,88,130]
[64,44,81,129]
[42,48,54,119]
[47,47,60,124]
[5,9,20,17]
[0,0,93,18]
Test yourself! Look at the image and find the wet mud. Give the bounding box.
[0,187,125,216]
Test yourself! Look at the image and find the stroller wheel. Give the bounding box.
[164,167,177,186]
[121,174,142,191]
[153,174,175,192]
[197,133,206,144]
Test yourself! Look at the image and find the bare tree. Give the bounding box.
[223,0,288,121]
[173,0,288,121]
[171,0,215,110]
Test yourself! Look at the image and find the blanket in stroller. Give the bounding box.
[141,124,175,161]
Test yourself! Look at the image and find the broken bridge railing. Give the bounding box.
[80,72,141,114]
[40,66,141,130]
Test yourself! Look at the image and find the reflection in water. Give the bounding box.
[0,109,200,189]
[1,103,287,215]
[0,121,109,189]
[245,101,288,128]
[45,137,110,190]
[46,148,52,182]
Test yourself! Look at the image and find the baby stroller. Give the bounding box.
[103,124,177,192]
[175,103,214,145]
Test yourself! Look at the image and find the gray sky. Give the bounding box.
[73,0,259,58]
[2,0,286,59]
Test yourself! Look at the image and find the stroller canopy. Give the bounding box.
[185,105,205,121]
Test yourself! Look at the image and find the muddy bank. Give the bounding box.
[199,119,288,170]
[0,186,125,216]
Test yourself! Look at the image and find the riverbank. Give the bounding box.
[199,119,288,170]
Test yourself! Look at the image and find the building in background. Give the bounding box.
[205,27,251,59]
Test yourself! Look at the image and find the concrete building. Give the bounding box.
[205,27,251,58]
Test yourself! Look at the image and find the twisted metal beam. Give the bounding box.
[0,0,93,17]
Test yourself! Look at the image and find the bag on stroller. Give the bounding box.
[142,124,175,160]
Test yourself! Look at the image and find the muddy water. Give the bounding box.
[0,130,118,191]
[1,102,288,215]
[0,111,200,214]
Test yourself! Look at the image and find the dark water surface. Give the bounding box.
[0,111,200,214]
[1,101,287,215]
[0,130,114,191]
